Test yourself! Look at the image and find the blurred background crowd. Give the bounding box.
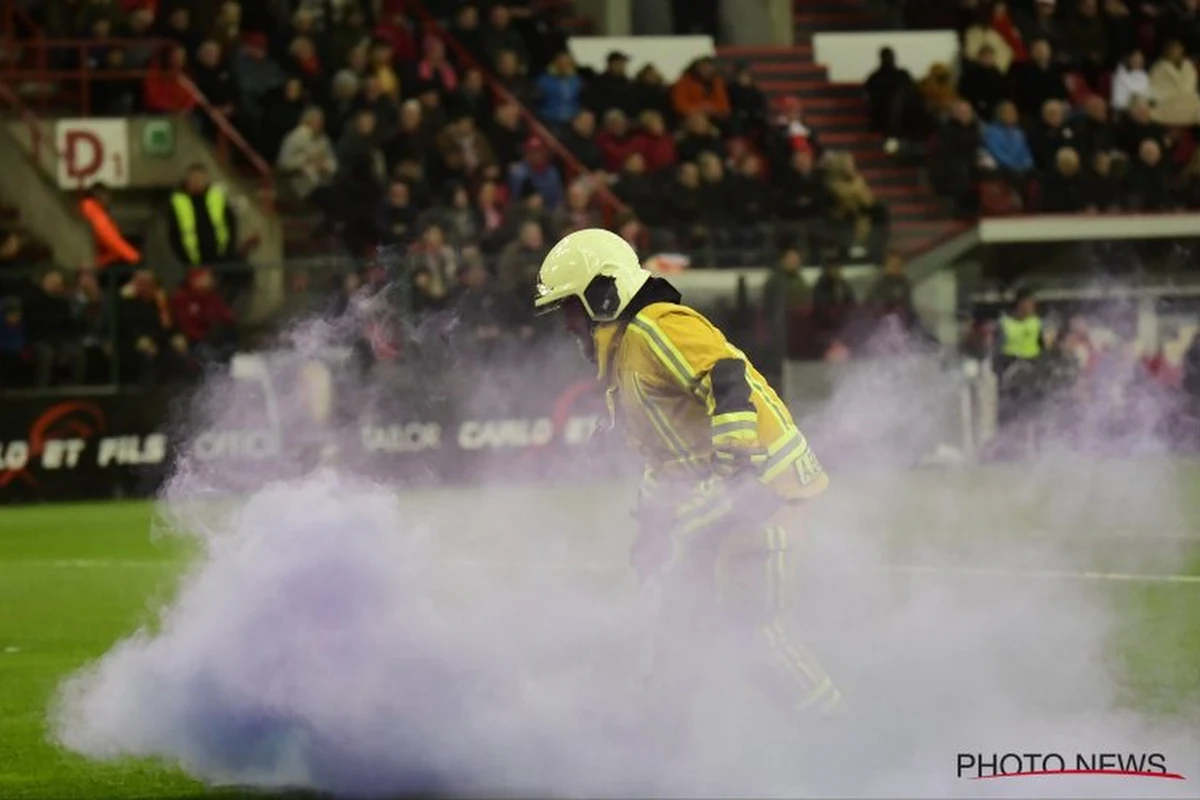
[2,0,1200,415]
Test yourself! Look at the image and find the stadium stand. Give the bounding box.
[934,0,1200,216]
[2,0,1200,394]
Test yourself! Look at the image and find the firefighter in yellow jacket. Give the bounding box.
[534,228,841,721]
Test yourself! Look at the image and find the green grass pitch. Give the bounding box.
[1,463,1198,798]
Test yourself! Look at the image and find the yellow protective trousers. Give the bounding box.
[647,503,842,720]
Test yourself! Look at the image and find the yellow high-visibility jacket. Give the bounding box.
[595,300,829,505]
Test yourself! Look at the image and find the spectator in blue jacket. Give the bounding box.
[509,137,565,209]
[983,100,1035,176]
[535,51,583,131]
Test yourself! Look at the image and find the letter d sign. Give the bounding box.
[55,119,130,189]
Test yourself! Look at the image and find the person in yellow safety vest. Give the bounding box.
[534,228,842,745]
[166,163,238,268]
[995,287,1045,374]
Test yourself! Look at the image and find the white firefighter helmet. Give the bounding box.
[534,228,650,322]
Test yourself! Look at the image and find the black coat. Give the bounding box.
[23,288,77,345]
[1082,168,1122,211]
[1010,61,1069,119]
[1028,121,1078,172]
[1124,161,1175,211]
[613,173,663,224]
[585,71,638,117]
[726,174,770,224]
[1040,170,1088,212]
[375,201,421,248]
[774,168,826,221]
[727,81,769,135]
[957,62,1007,123]
[453,281,520,332]
[117,295,167,349]
[191,62,239,109]
[698,177,728,223]
[630,81,672,122]
[676,132,723,165]
[1114,117,1169,158]
[558,127,603,171]
[932,119,982,194]
[486,120,528,168]
[1070,116,1116,161]
[665,181,704,227]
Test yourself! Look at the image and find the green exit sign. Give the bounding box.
[142,120,174,157]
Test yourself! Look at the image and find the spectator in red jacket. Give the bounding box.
[596,109,639,173]
[373,6,418,64]
[632,110,676,173]
[170,267,237,361]
[144,44,197,113]
[417,35,459,96]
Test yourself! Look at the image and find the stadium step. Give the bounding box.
[713,1,960,261]
[757,80,862,98]
[793,11,879,29]
[807,113,871,134]
[819,130,882,147]
[718,44,814,63]
[746,61,827,77]
[859,165,925,187]
[801,96,869,113]
[793,0,887,41]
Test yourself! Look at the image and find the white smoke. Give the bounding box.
[49,295,1200,797]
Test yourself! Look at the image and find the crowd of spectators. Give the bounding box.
[903,0,1200,215]
[762,247,936,364]
[26,0,892,255]
[0,260,239,391]
[0,159,247,390]
[4,0,907,389]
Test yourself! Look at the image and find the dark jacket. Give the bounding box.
[675,131,724,165]
[117,293,169,349]
[23,288,77,345]
[1010,60,1069,118]
[812,274,857,338]
[932,118,982,193]
[1123,160,1175,211]
[1082,167,1122,211]
[958,62,1007,122]
[1028,121,1078,172]
[613,172,663,225]
[191,61,239,110]
[1040,170,1088,212]
[630,80,671,121]
[726,173,770,224]
[1070,116,1116,161]
[774,167,826,221]
[375,200,421,247]
[557,126,603,171]
[867,273,916,321]
[697,176,728,224]
[1114,117,1169,157]
[585,70,639,117]
[728,80,769,135]
[665,181,704,228]
[486,120,528,168]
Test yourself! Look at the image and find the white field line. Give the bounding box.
[867,564,1200,584]
[26,558,1200,584]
